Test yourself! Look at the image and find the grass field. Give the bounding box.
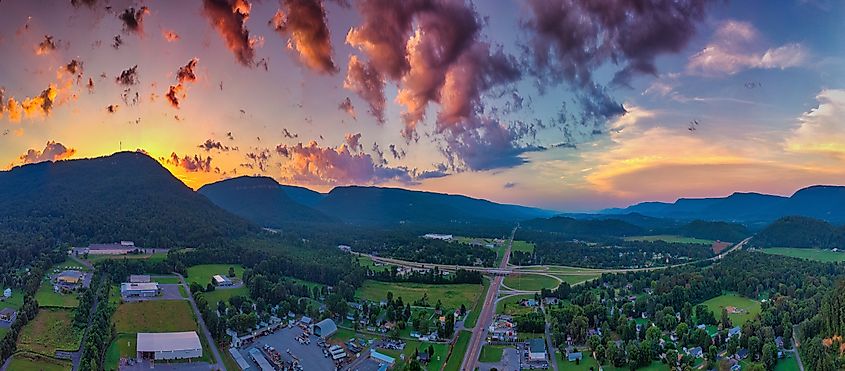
[511,240,535,253]
[555,274,600,285]
[624,235,714,245]
[114,300,198,333]
[18,309,82,356]
[8,352,71,371]
[555,349,600,371]
[496,294,536,316]
[198,286,249,306]
[700,293,761,326]
[104,333,135,371]
[478,345,505,363]
[152,276,181,284]
[775,353,799,371]
[87,252,167,263]
[503,273,560,291]
[443,331,472,371]
[356,281,481,310]
[178,285,189,298]
[35,279,79,308]
[377,339,449,371]
[186,264,244,287]
[762,247,845,262]
[463,278,489,328]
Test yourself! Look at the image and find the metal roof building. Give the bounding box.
[313,318,338,338]
[129,275,151,283]
[136,332,202,360]
[121,282,160,297]
[528,338,546,362]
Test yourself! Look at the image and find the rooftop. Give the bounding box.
[529,338,546,353]
[121,282,159,291]
[137,332,201,352]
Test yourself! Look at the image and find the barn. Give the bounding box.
[313,318,338,338]
[136,332,202,360]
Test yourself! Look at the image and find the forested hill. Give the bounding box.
[752,216,845,248]
[522,216,645,237]
[676,220,751,242]
[198,176,337,228]
[0,152,254,248]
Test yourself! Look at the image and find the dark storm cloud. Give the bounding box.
[112,35,124,49]
[118,6,150,35]
[202,0,256,66]
[270,0,337,74]
[65,59,84,76]
[115,65,140,86]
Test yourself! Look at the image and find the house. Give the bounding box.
[775,336,785,349]
[0,308,15,323]
[121,282,160,297]
[136,332,202,360]
[300,316,312,325]
[737,348,749,360]
[338,245,352,252]
[728,326,742,338]
[528,338,547,362]
[731,364,742,371]
[687,347,703,358]
[57,270,84,285]
[567,352,583,362]
[129,275,151,283]
[543,297,560,305]
[213,275,233,286]
[3,288,10,298]
[422,234,453,241]
[228,347,251,370]
[313,318,338,338]
[522,299,539,307]
[419,351,431,363]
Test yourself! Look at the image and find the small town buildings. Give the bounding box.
[3,288,10,298]
[228,347,251,370]
[728,326,742,338]
[422,234,453,241]
[129,275,151,283]
[775,336,785,349]
[248,348,275,371]
[528,338,547,362]
[300,316,312,325]
[338,245,352,252]
[687,347,703,358]
[313,318,338,338]
[737,348,749,360]
[370,349,396,366]
[521,299,539,307]
[136,332,202,360]
[213,274,233,286]
[0,308,16,323]
[121,282,160,297]
[567,352,583,362]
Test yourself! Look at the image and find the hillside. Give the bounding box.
[752,216,845,248]
[522,216,645,237]
[198,177,336,227]
[675,220,751,242]
[0,152,254,248]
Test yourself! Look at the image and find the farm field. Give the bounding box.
[700,293,761,326]
[496,294,535,316]
[503,273,560,291]
[762,247,845,262]
[463,278,489,328]
[478,345,505,363]
[356,281,481,310]
[87,252,167,263]
[443,330,472,371]
[185,264,244,287]
[511,240,535,253]
[113,300,197,333]
[17,309,82,356]
[8,352,71,371]
[624,235,714,244]
[555,349,600,371]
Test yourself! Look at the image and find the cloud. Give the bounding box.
[344,132,363,152]
[198,139,231,152]
[162,29,180,42]
[118,6,150,35]
[16,141,76,165]
[106,104,119,113]
[202,0,256,66]
[338,97,356,119]
[270,0,337,74]
[282,128,298,139]
[166,59,199,108]
[388,144,405,160]
[786,89,845,157]
[176,58,199,83]
[36,35,58,55]
[503,182,517,189]
[115,65,140,86]
[20,85,58,119]
[687,20,808,76]
[243,149,271,172]
[276,141,411,185]
[343,55,385,123]
[164,152,214,172]
[65,59,84,77]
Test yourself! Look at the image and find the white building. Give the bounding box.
[313,318,338,338]
[528,338,547,362]
[213,275,233,286]
[3,288,10,298]
[129,275,151,283]
[121,282,160,297]
[422,234,453,241]
[136,332,202,360]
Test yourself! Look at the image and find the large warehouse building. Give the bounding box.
[313,318,338,338]
[137,332,203,360]
[120,282,160,298]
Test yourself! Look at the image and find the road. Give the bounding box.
[175,273,226,371]
[460,227,517,371]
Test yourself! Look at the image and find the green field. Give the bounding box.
[178,285,189,298]
[774,353,800,371]
[87,252,167,263]
[114,300,198,333]
[762,247,845,262]
[555,349,600,371]
[624,235,714,245]
[555,274,600,285]
[356,281,481,310]
[700,293,761,326]
[198,286,249,306]
[511,240,535,253]
[8,352,71,371]
[18,309,82,356]
[104,333,136,371]
[478,345,505,363]
[152,276,182,284]
[377,339,449,371]
[186,264,244,287]
[496,294,536,316]
[35,279,80,308]
[444,331,472,371]
[503,273,560,291]
[463,278,489,328]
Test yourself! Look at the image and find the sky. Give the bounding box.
[0,0,844,212]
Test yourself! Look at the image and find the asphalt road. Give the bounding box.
[176,273,226,371]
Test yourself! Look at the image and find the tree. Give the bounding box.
[721,308,732,329]
[762,342,777,370]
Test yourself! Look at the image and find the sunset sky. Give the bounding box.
[1,0,844,211]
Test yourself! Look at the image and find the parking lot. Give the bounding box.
[237,325,337,370]
[478,347,520,371]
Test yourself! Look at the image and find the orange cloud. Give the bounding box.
[13,141,76,167]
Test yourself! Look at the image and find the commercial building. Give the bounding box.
[213,274,233,286]
[0,308,16,323]
[422,234,453,241]
[57,270,84,285]
[248,348,274,371]
[129,275,151,283]
[121,282,160,297]
[136,332,202,360]
[313,318,338,338]
[528,338,547,362]
[228,347,252,370]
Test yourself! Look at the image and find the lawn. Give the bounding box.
[356,281,481,310]
[556,349,600,371]
[377,339,449,371]
[443,330,472,371]
[496,294,536,316]
[18,309,82,356]
[178,285,189,298]
[8,352,71,371]
[700,293,761,326]
[87,252,167,263]
[104,333,136,371]
[762,247,845,262]
[478,345,505,363]
[35,279,79,308]
[624,235,714,244]
[555,274,600,285]
[185,264,244,287]
[152,275,182,284]
[774,353,799,371]
[503,273,560,291]
[198,286,249,306]
[463,278,489,328]
[511,240,535,253]
[114,300,198,333]
[330,327,377,344]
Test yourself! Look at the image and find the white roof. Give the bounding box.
[213,275,231,283]
[137,332,201,352]
[122,282,159,291]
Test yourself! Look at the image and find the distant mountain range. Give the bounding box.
[199,176,555,227]
[603,186,845,224]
